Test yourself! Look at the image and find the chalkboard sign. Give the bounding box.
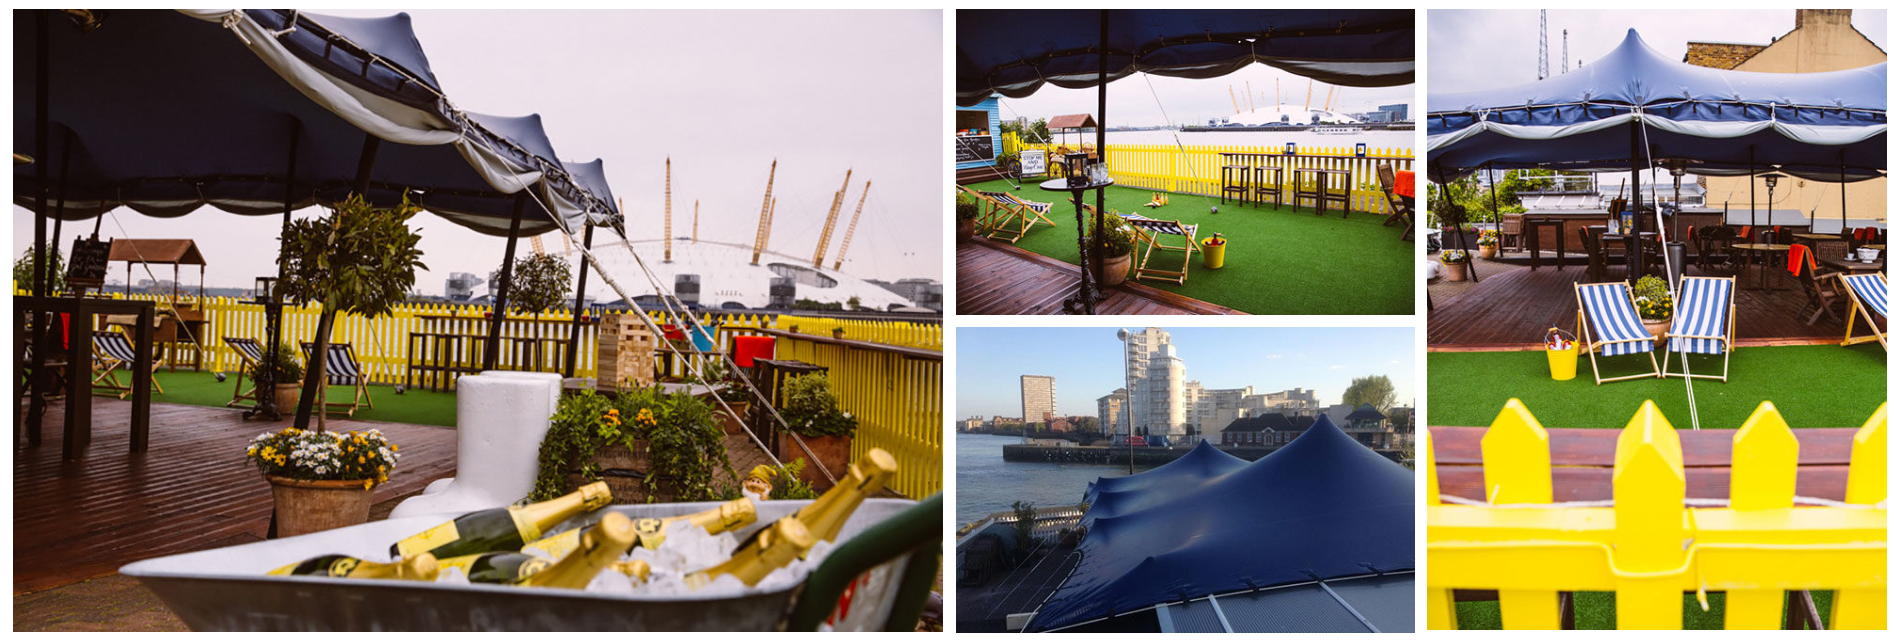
[955,135,995,163]
[66,236,109,291]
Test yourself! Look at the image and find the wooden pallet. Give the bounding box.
[595,315,656,391]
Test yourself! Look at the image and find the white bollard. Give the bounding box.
[391,372,563,518]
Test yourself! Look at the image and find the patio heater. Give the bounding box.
[241,276,284,421]
[1660,158,1699,288]
[1759,173,1785,241]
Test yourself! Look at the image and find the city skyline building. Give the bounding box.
[1097,388,1127,436]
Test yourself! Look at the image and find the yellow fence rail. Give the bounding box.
[1427,399,1887,630]
[22,290,943,497]
[1000,132,1415,215]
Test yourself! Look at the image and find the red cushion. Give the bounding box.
[732,336,775,368]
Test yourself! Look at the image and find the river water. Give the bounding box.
[955,432,1162,528]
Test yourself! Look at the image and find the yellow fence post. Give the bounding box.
[1723,401,1798,629]
[1612,401,1687,630]
[1481,398,1559,629]
[1424,432,1459,630]
[1832,402,1887,629]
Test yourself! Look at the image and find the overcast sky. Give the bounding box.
[12,10,943,295]
[996,64,1416,128]
[1430,9,1888,94]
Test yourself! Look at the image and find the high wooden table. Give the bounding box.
[1732,243,1793,291]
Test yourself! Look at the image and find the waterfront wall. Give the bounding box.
[1002,443,1406,465]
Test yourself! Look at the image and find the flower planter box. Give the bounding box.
[777,433,852,491]
[267,476,375,538]
[580,441,672,504]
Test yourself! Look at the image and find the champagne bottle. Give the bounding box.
[267,553,440,581]
[523,498,756,559]
[440,512,641,588]
[684,516,814,589]
[390,481,611,560]
[796,448,898,543]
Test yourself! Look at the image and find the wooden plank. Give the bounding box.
[1430,426,1860,467]
[13,399,457,595]
[956,239,1240,315]
[1435,466,1852,503]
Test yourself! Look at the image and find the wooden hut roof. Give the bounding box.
[1046,114,1097,130]
[107,239,206,266]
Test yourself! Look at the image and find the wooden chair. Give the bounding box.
[1695,225,1740,274]
[1792,247,1847,326]
[957,185,1057,244]
[1122,213,1202,286]
[93,331,166,399]
[223,336,267,408]
[1375,163,1414,241]
[1662,276,1736,382]
[1837,273,1887,350]
[1574,281,1662,385]
[300,342,375,416]
[1499,214,1523,251]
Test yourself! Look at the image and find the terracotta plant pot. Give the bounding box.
[267,475,376,538]
[1100,252,1132,287]
[1479,245,1498,259]
[778,433,852,491]
[272,384,301,419]
[586,441,655,504]
[832,328,845,340]
[1442,261,1468,282]
[957,218,976,242]
[718,401,750,435]
[1643,317,1672,347]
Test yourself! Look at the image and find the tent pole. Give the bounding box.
[295,132,381,430]
[1748,147,1756,233]
[564,222,595,378]
[50,132,72,291]
[1090,8,1108,315]
[1629,120,1644,277]
[485,193,528,371]
[33,9,49,298]
[1838,149,1847,239]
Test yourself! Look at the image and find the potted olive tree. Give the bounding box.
[261,193,425,531]
[1090,212,1136,287]
[956,193,980,242]
[777,372,859,490]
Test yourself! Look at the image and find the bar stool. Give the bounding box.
[1526,219,1565,270]
[1220,160,1250,206]
[1251,166,1283,209]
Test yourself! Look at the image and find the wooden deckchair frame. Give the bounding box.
[301,341,376,417]
[1839,272,1887,349]
[1661,276,1737,383]
[1573,281,1661,385]
[223,336,264,408]
[1125,215,1201,286]
[92,330,166,400]
[957,185,1056,244]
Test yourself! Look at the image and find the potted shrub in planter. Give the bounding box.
[1439,250,1470,282]
[776,373,859,490]
[1089,211,1136,287]
[1632,275,1674,345]
[530,388,732,504]
[956,193,980,242]
[1477,229,1500,259]
[247,427,400,537]
[248,342,305,419]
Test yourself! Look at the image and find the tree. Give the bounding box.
[1074,416,1100,433]
[280,194,427,430]
[13,247,64,294]
[1342,375,1397,415]
[489,252,573,313]
[846,295,861,311]
[1000,117,1050,143]
[1011,500,1037,550]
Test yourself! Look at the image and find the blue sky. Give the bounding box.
[957,327,1416,419]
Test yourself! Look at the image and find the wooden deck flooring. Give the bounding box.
[13,399,458,595]
[1429,263,1860,350]
[957,239,1244,315]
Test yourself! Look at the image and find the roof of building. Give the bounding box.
[1346,404,1387,421]
[1046,114,1097,130]
[107,239,205,265]
[1222,413,1315,433]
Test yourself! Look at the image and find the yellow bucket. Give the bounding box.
[1546,345,1578,381]
[1201,238,1227,269]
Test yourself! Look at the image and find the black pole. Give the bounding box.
[1092,7,1108,313]
[1838,149,1848,240]
[294,133,379,430]
[1629,121,1644,277]
[51,133,71,280]
[564,222,595,378]
[254,123,299,421]
[1749,147,1756,233]
[485,193,528,371]
[33,10,49,298]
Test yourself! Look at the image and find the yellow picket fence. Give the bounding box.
[25,290,944,497]
[1427,399,1887,630]
[1001,133,1415,215]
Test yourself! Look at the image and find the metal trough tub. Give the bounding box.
[122,497,941,631]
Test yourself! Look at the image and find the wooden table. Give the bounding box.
[1818,256,1886,273]
[15,296,157,460]
[1292,168,1352,217]
[1524,212,1611,270]
[1732,243,1793,291]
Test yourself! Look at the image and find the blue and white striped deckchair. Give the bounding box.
[223,336,269,408]
[1573,281,1661,385]
[1122,213,1201,285]
[1663,276,1736,382]
[92,331,166,399]
[958,185,1056,244]
[300,342,375,416]
[1839,273,1888,349]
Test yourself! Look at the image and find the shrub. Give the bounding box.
[779,373,859,438]
[247,427,399,489]
[1088,211,1136,257]
[1632,275,1673,320]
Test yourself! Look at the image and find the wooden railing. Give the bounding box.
[1427,399,1886,630]
[1001,132,1414,214]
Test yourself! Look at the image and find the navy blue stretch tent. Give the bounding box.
[1080,440,1247,526]
[1030,416,1413,632]
[14,9,615,236]
[956,9,1414,107]
[1427,30,1886,183]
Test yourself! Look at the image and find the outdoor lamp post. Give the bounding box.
[243,275,284,421]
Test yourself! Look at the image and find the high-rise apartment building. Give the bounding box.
[1097,388,1127,435]
[1118,327,1187,437]
[1020,375,1056,425]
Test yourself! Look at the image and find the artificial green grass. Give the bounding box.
[967,178,1413,314]
[127,370,458,427]
[1427,344,1887,429]
[1453,591,1834,630]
